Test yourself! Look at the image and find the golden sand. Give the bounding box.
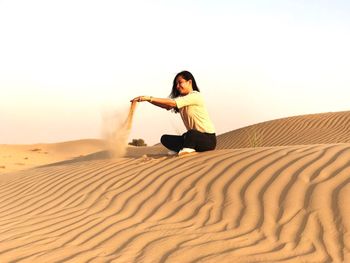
[1,111,350,262]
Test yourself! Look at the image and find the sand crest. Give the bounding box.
[217,111,350,149]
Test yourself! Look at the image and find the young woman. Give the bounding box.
[131,70,216,156]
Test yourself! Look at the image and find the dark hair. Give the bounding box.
[169,70,200,99]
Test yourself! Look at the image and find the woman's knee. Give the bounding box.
[160,134,184,152]
[161,134,176,147]
[160,134,168,145]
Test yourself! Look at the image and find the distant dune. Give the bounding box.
[217,111,350,149]
[0,111,350,262]
[0,139,106,174]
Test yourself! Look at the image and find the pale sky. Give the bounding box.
[1,0,350,145]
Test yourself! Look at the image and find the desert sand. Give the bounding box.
[1,111,350,262]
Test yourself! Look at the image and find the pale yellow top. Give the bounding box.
[174,91,215,134]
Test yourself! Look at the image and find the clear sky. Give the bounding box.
[1,0,350,145]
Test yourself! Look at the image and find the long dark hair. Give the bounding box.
[169,71,200,99]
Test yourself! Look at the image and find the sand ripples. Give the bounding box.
[1,143,350,262]
[216,111,350,149]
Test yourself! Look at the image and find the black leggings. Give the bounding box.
[161,129,216,153]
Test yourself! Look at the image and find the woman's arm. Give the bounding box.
[131,96,177,110]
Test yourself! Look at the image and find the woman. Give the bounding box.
[131,70,216,156]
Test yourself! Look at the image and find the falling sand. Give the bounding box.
[102,101,137,158]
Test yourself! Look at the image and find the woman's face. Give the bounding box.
[176,76,193,95]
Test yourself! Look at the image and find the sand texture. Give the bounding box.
[1,111,350,262]
[217,111,350,149]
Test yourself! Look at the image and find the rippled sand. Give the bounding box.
[1,111,350,262]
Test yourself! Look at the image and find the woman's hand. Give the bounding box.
[130,96,151,103]
[130,96,176,110]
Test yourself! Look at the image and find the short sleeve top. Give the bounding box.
[174,91,215,134]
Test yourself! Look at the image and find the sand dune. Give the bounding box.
[0,139,105,174]
[217,111,350,149]
[1,111,350,262]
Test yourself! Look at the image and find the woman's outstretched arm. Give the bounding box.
[131,96,177,110]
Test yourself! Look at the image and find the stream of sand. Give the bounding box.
[103,101,137,158]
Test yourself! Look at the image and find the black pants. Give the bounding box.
[161,129,216,153]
